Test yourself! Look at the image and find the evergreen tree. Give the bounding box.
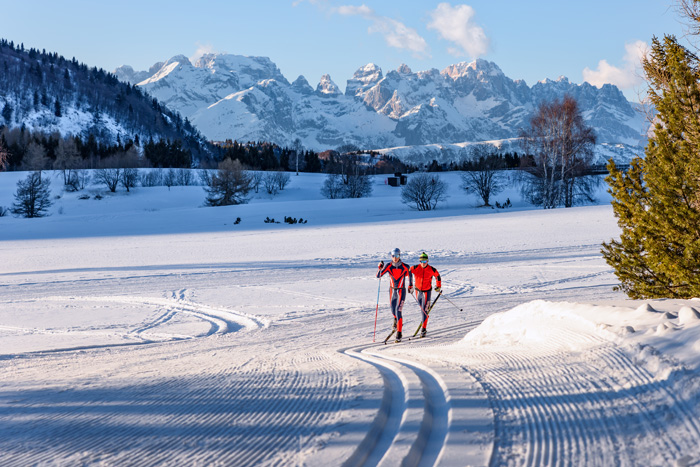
[2,101,12,123]
[602,34,700,298]
[204,158,253,206]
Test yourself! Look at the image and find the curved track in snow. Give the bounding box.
[340,310,700,467]
[340,320,491,467]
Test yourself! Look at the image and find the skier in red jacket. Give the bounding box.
[408,252,441,338]
[377,248,412,342]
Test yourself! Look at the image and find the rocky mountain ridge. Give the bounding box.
[115,54,648,163]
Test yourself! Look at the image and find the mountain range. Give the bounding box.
[116,53,649,165]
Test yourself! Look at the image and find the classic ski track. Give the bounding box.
[42,293,267,337]
[340,320,484,467]
[0,348,350,467]
[461,326,700,467]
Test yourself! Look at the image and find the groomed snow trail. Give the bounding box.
[0,333,356,466]
[411,305,700,467]
[2,201,700,466]
[341,321,492,467]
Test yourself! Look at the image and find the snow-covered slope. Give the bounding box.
[1,170,698,465]
[117,54,649,160]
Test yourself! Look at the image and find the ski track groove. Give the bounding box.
[0,345,349,466]
[458,318,700,467]
[340,320,484,467]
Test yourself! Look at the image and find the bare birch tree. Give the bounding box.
[519,95,596,208]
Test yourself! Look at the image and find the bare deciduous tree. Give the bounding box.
[0,138,9,172]
[519,95,596,208]
[120,147,141,192]
[93,156,122,192]
[401,173,449,211]
[274,171,291,191]
[344,172,373,198]
[263,172,280,195]
[320,173,344,199]
[176,168,194,186]
[461,145,504,206]
[11,172,52,218]
[163,168,176,190]
[54,138,82,186]
[22,141,51,176]
[250,171,264,193]
[262,171,291,196]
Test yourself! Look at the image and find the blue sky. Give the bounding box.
[3,1,686,101]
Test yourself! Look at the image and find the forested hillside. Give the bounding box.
[0,39,211,169]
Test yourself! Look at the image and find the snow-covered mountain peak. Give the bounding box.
[397,64,413,75]
[292,75,314,94]
[138,55,193,85]
[346,63,383,96]
[192,53,288,85]
[316,74,341,95]
[538,76,571,85]
[356,63,381,76]
[442,59,504,81]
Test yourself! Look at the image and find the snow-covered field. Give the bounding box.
[1,170,699,466]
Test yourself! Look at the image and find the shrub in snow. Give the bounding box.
[233,217,241,225]
[494,198,512,209]
[284,216,307,224]
[0,206,9,217]
[401,173,448,211]
[11,172,52,218]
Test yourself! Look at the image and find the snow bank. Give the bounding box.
[459,299,700,382]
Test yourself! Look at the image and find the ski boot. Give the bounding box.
[420,328,427,338]
[395,331,402,343]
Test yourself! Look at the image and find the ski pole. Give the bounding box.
[442,294,463,311]
[373,278,381,342]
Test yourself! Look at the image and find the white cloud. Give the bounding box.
[309,3,429,57]
[583,40,648,90]
[190,43,218,63]
[337,4,372,16]
[427,3,489,58]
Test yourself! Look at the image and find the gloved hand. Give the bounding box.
[435,287,441,293]
[378,261,384,269]
[408,286,413,293]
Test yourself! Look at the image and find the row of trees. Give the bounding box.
[0,126,193,173]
